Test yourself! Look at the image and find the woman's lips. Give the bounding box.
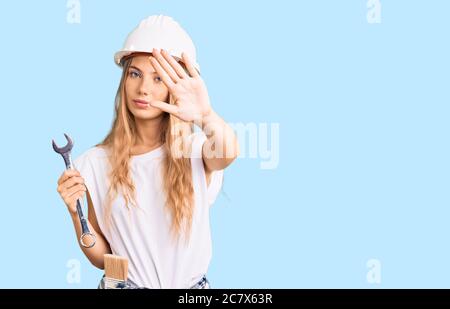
[133,99,149,108]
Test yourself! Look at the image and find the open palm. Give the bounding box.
[149,48,212,123]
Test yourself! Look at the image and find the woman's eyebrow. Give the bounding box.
[129,65,157,74]
[129,65,142,72]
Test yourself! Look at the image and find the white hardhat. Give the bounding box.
[114,15,200,73]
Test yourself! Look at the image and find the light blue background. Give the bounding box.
[0,0,449,288]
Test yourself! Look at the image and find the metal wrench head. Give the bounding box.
[52,133,73,155]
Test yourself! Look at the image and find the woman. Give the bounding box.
[56,15,239,288]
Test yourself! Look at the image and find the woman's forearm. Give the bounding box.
[199,110,240,170]
[70,212,111,269]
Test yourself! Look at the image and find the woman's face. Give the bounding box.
[125,54,169,120]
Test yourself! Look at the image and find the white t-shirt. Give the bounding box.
[73,132,224,288]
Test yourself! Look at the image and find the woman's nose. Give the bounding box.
[138,78,153,96]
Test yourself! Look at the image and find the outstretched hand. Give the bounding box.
[149,48,213,123]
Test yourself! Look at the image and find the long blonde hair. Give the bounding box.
[96,57,195,239]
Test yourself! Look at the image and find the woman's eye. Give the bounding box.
[129,71,141,78]
[154,76,162,82]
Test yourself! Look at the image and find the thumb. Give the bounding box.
[150,100,179,115]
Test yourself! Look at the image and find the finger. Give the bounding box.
[58,175,84,194]
[181,52,199,78]
[149,56,175,90]
[68,191,85,209]
[150,50,179,85]
[58,169,80,185]
[67,185,86,200]
[63,183,86,199]
[58,170,72,185]
[63,184,86,200]
[161,49,189,79]
[64,176,85,191]
[150,100,180,116]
